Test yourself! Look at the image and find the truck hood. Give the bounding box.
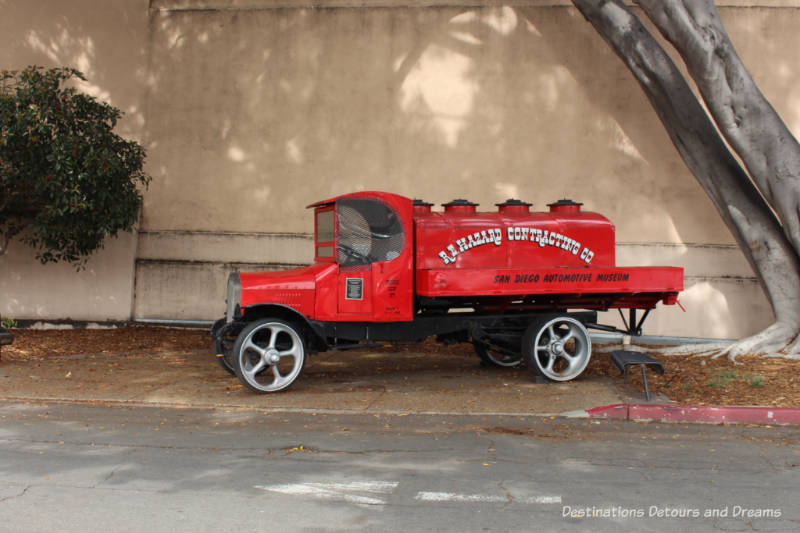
[238,262,337,313]
[240,263,336,292]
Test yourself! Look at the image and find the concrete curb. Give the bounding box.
[3,395,798,426]
[585,403,800,426]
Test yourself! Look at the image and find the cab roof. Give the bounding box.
[306,191,411,209]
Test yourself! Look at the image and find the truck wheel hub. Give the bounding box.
[267,349,281,363]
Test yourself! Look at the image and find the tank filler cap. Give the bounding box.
[496,198,532,213]
[547,198,583,213]
[442,199,479,213]
[413,198,434,214]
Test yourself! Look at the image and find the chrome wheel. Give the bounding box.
[522,315,591,381]
[473,340,522,368]
[232,319,306,393]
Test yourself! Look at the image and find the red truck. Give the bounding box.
[211,191,682,393]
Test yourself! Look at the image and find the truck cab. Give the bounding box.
[307,192,415,322]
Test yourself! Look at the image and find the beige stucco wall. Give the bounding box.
[2,1,797,340]
[0,0,149,321]
[0,233,139,322]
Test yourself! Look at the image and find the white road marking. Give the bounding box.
[415,491,562,504]
[255,481,399,505]
[257,482,562,507]
[416,492,508,503]
[527,495,563,504]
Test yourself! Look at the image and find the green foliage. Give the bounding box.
[1,317,17,329]
[708,370,766,388]
[0,66,150,266]
[709,370,738,388]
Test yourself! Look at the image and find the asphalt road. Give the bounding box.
[0,401,798,532]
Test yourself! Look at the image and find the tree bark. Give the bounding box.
[570,0,800,357]
[636,0,800,259]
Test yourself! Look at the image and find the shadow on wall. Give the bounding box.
[0,0,149,139]
[6,1,780,245]
[143,4,734,243]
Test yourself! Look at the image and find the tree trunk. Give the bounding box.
[636,0,800,260]
[570,0,800,358]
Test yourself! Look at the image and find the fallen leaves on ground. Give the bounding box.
[597,353,799,408]
[1,326,208,361]
[1,327,798,408]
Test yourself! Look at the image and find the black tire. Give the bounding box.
[522,314,592,382]
[211,319,237,376]
[232,318,306,393]
[472,340,523,368]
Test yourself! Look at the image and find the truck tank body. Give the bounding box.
[413,199,682,307]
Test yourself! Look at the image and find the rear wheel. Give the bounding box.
[522,315,591,381]
[232,319,306,393]
[472,340,522,368]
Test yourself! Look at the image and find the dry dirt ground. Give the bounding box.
[1,326,798,408]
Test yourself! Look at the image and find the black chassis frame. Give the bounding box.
[308,311,599,349]
[211,304,656,355]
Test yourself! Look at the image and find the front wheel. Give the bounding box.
[232,319,306,393]
[522,315,591,381]
[211,319,239,376]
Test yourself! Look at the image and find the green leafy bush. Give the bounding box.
[1,66,150,266]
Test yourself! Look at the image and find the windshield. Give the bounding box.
[336,198,404,266]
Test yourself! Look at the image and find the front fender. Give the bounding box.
[240,303,328,353]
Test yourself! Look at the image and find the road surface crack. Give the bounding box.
[0,486,30,503]
[497,480,513,504]
[101,466,123,485]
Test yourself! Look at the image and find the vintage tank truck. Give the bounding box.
[211,191,683,393]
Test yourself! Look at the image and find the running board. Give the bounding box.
[328,342,384,351]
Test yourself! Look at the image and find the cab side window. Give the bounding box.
[315,208,335,260]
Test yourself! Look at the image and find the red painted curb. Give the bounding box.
[586,404,629,419]
[586,403,628,420]
[587,404,800,426]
